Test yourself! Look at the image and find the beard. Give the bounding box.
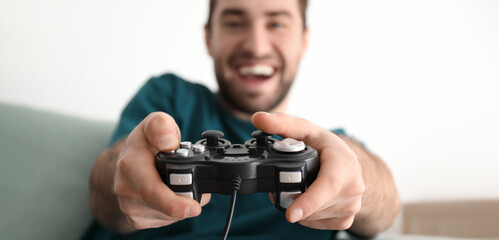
[215,64,294,114]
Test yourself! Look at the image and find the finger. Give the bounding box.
[200,193,212,206]
[298,215,356,231]
[119,132,202,219]
[141,175,202,218]
[286,147,349,223]
[302,196,362,221]
[116,170,210,221]
[174,193,211,207]
[125,148,202,218]
[141,112,181,152]
[115,174,185,230]
[118,196,183,222]
[125,215,179,230]
[251,112,342,152]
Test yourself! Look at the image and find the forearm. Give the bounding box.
[89,139,135,234]
[341,136,400,237]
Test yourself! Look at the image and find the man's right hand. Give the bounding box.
[91,112,210,233]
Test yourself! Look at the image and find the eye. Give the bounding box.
[268,22,284,29]
[224,20,244,29]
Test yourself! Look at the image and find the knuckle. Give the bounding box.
[343,201,362,216]
[113,181,126,197]
[344,180,365,198]
[356,180,366,195]
[352,199,362,215]
[343,208,356,217]
[300,197,323,216]
[119,201,134,217]
[126,216,149,230]
[333,216,355,230]
[113,167,133,198]
[162,201,186,218]
[116,152,133,175]
[119,200,146,227]
[138,185,157,204]
[324,176,343,196]
[138,184,186,218]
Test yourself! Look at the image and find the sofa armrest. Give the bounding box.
[403,200,499,238]
[0,103,114,240]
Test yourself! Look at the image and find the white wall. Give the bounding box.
[1,0,498,204]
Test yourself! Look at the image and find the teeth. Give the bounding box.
[239,65,274,77]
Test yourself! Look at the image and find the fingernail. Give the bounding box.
[185,205,200,218]
[289,208,303,223]
[157,134,177,151]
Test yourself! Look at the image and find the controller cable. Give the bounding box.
[220,175,241,240]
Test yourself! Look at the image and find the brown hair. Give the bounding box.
[205,0,308,31]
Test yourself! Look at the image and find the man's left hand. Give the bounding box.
[252,112,365,230]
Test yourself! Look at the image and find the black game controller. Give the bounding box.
[155,130,319,211]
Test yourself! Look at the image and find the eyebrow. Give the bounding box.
[220,8,293,19]
[266,10,293,18]
[220,9,245,17]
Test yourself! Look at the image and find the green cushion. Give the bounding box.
[0,103,114,240]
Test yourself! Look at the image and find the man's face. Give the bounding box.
[206,0,308,113]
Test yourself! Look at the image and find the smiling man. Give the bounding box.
[208,0,307,117]
[82,0,400,239]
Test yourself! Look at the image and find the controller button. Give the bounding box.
[180,141,192,149]
[176,149,189,157]
[166,149,176,154]
[279,171,302,183]
[193,144,206,153]
[272,138,305,153]
[175,191,194,199]
[280,191,302,209]
[169,173,192,185]
[251,130,272,147]
[202,130,224,147]
[251,130,272,138]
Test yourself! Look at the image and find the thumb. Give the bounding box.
[141,112,181,151]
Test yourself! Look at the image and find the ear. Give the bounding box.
[204,25,213,57]
[299,26,310,59]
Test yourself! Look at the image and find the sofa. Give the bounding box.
[3,102,481,240]
[0,102,113,239]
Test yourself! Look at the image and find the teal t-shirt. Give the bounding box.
[81,73,339,240]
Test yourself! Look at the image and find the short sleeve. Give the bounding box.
[331,128,347,136]
[109,75,176,144]
[330,128,366,148]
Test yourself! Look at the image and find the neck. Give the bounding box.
[217,95,289,121]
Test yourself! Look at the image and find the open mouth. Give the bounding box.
[235,64,277,85]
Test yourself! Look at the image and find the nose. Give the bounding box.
[241,23,272,58]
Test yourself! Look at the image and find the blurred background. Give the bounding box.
[1,0,498,238]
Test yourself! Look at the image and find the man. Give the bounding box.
[82,0,400,239]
